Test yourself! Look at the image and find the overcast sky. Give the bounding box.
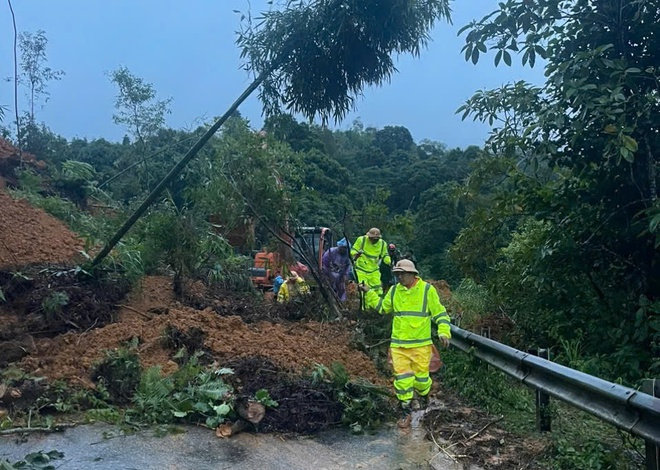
[0,1,546,149]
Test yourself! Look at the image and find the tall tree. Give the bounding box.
[109,67,172,147]
[455,0,660,380]
[109,67,172,188]
[18,30,64,123]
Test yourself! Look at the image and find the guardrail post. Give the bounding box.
[643,378,659,470]
[529,348,552,432]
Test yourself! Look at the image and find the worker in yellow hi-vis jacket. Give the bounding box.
[350,227,391,298]
[359,259,450,428]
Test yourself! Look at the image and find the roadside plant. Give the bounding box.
[0,450,65,470]
[311,362,392,434]
[40,291,69,318]
[254,389,278,408]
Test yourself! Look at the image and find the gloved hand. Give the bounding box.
[357,282,370,293]
[354,250,364,260]
[438,335,450,348]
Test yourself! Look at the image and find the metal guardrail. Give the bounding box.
[450,325,660,447]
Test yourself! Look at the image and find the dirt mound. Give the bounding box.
[224,356,344,434]
[0,191,83,269]
[0,265,132,366]
[17,276,388,390]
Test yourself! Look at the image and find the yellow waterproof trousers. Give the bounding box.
[390,345,432,403]
[355,268,383,298]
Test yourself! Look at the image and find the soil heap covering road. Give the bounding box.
[20,276,386,388]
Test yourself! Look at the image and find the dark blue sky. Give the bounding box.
[1,1,545,149]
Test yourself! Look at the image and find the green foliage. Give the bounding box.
[130,355,235,428]
[36,380,116,420]
[0,450,64,470]
[15,168,43,193]
[311,362,392,434]
[40,291,69,317]
[254,389,278,408]
[451,278,494,327]
[191,116,301,235]
[103,242,145,286]
[91,341,142,404]
[442,349,534,422]
[238,0,451,123]
[60,160,96,182]
[109,66,171,144]
[451,0,660,382]
[543,406,644,470]
[442,348,643,468]
[18,30,64,122]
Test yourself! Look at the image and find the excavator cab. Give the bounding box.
[249,226,332,291]
[294,227,333,271]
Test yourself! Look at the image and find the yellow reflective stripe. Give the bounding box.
[434,318,451,325]
[395,387,414,395]
[415,376,430,382]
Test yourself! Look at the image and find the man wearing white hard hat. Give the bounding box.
[359,259,451,428]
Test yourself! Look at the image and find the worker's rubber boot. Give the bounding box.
[417,393,429,410]
[397,402,412,428]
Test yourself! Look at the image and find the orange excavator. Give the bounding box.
[249,226,333,290]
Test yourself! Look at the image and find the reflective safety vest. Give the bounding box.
[365,279,451,348]
[277,279,310,303]
[350,236,391,275]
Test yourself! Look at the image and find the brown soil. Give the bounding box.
[17,276,387,390]
[0,191,83,269]
[0,265,132,366]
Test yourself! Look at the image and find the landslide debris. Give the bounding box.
[0,190,83,269]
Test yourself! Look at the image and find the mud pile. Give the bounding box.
[0,191,83,268]
[18,277,387,389]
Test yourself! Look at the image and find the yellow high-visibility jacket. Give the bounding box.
[364,278,450,348]
[277,278,310,303]
[350,236,391,278]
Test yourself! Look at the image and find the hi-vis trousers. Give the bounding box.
[390,345,432,403]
